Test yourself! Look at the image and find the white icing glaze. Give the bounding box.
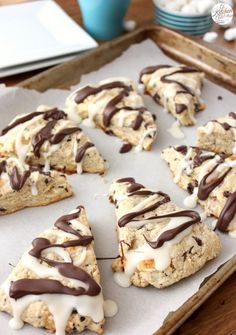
[200,211,208,222]
[42,143,60,173]
[64,92,82,123]
[115,215,193,287]
[30,170,39,196]
[31,183,38,196]
[66,78,156,150]
[3,209,105,335]
[113,272,131,288]
[73,138,96,175]
[100,77,133,87]
[174,147,193,183]
[199,121,214,135]
[0,172,11,193]
[135,128,156,152]
[184,188,198,208]
[8,291,104,335]
[117,109,137,128]
[137,83,145,94]
[103,299,118,317]
[183,154,234,209]
[9,317,24,330]
[229,230,236,238]
[167,121,185,139]
[210,219,218,230]
[119,194,159,229]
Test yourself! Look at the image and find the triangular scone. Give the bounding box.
[0,106,105,174]
[65,77,157,151]
[0,156,72,215]
[109,178,221,288]
[196,112,236,156]
[0,206,105,334]
[162,146,236,235]
[140,65,205,126]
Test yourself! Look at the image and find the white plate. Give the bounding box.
[0,53,76,78]
[0,0,97,70]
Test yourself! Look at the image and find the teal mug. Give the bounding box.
[78,0,131,40]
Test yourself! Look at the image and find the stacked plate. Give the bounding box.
[0,0,98,78]
[153,2,213,36]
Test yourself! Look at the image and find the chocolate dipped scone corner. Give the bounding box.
[162,146,236,236]
[109,178,221,288]
[140,64,205,126]
[0,206,109,334]
[0,105,105,175]
[0,156,72,215]
[64,77,157,151]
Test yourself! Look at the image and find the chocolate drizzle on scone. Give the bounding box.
[110,177,220,288]
[75,142,94,163]
[0,159,31,191]
[216,191,236,232]
[162,146,236,235]
[140,65,204,126]
[115,178,171,227]
[197,164,231,201]
[74,81,151,131]
[9,167,31,191]
[139,65,171,82]
[1,108,66,136]
[10,206,100,299]
[0,107,104,174]
[145,210,200,249]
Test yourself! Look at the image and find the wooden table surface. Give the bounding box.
[1,1,236,334]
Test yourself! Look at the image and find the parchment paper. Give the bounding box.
[0,39,235,335]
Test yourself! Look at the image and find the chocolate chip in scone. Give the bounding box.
[105,130,114,136]
[187,180,198,194]
[119,143,132,154]
[187,183,194,194]
[223,191,231,198]
[192,236,203,246]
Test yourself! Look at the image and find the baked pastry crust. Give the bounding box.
[0,156,72,215]
[0,106,105,174]
[65,77,157,151]
[140,65,205,126]
[196,112,236,156]
[109,177,221,288]
[0,206,105,334]
[162,145,236,234]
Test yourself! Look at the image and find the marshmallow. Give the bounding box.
[181,3,198,14]
[165,1,182,12]
[224,0,234,7]
[156,0,219,15]
[203,31,218,43]
[196,0,215,14]
[224,27,236,41]
[123,20,137,32]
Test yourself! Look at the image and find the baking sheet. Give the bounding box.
[0,39,235,335]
